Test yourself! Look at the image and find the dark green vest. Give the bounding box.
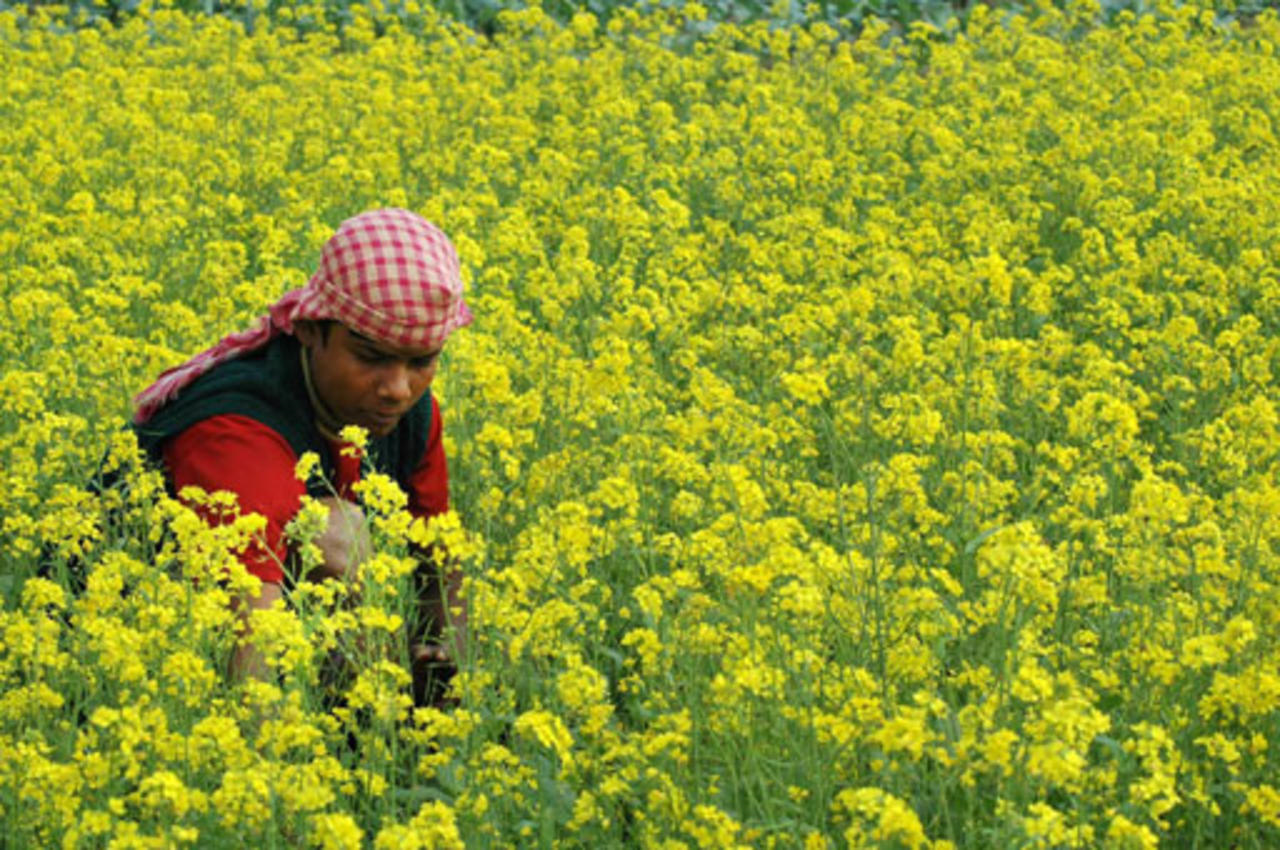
[132,334,432,497]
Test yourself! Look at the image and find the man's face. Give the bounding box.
[296,321,441,438]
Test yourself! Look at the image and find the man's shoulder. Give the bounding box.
[134,336,312,455]
[165,413,299,464]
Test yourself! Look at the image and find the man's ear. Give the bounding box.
[295,320,321,349]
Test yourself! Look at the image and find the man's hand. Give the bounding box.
[308,496,371,584]
[232,497,366,682]
[229,579,284,681]
[410,641,458,708]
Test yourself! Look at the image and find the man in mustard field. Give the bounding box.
[128,208,472,704]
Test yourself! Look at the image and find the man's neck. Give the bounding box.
[299,344,345,441]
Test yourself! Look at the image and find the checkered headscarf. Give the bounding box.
[133,208,472,423]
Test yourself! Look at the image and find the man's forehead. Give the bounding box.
[345,326,442,358]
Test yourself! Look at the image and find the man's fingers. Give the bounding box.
[410,642,457,709]
[411,643,450,665]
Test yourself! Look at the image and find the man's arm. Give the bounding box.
[406,396,465,704]
[410,550,464,708]
[163,415,306,587]
[228,497,369,681]
[163,416,307,681]
[229,579,284,681]
[413,551,466,660]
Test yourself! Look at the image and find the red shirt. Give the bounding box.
[162,397,448,584]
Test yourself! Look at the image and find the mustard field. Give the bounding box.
[1,2,1278,846]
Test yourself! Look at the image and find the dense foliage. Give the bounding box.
[1,1,1278,846]
[6,0,1275,41]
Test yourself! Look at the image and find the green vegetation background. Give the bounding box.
[10,0,1279,41]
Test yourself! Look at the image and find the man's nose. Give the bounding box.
[379,364,413,402]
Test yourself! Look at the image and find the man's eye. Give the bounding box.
[410,354,438,369]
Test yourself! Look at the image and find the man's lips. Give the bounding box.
[365,410,403,429]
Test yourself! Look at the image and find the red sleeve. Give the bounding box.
[407,395,449,520]
[161,414,304,584]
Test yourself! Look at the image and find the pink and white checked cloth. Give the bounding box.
[133,208,473,423]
